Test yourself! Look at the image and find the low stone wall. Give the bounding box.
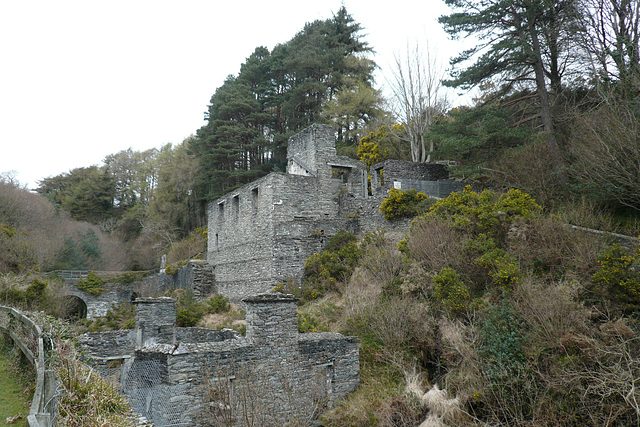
[137,260,215,298]
[80,294,360,426]
[78,330,135,358]
[339,193,412,235]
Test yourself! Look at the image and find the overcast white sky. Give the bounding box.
[0,0,474,189]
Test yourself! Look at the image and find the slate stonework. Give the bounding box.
[80,294,360,426]
[207,124,462,302]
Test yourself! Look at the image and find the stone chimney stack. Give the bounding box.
[134,297,176,349]
[243,293,298,347]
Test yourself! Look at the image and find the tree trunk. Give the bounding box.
[528,20,563,168]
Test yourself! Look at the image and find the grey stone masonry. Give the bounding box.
[79,293,360,426]
[142,260,216,298]
[207,124,465,303]
[207,124,368,302]
[244,292,298,347]
[371,159,463,197]
[67,283,134,319]
[134,297,176,349]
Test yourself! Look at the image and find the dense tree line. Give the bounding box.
[190,6,383,201]
[19,1,640,274]
[424,0,640,214]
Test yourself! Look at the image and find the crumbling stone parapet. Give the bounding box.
[134,297,176,348]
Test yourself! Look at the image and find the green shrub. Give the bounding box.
[76,272,104,295]
[477,249,523,292]
[79,302,136,332]
[379,188,430,220]
[428,185,497,231]
[273,279,312,302]
[428,187,541,235]
[112,271,150,285]
[591,243,640,312]
[302,230,363,302]
[298,312,330,333]
[165,259,188,275]
[432,267,472,316]
[479,301,527,381]
[0,287,26,306]
[206,294,231,313]
[175,292,232,327]
[25,278,47,301]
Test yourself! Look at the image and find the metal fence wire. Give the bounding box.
[95,358,192,427]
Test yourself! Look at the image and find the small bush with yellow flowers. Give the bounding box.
[591,243,640,313]
[432,267,472,316]
[428,186,541,235]
[283,230,365,305]
[76,272,105,296]
[379,188,431,220]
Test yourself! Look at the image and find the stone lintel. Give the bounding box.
[242,292,298,304]
[133,296,174,305]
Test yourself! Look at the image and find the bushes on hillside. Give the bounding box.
[0,180,130,272]
[591,243,640,313]
[277,230,364,304]
[316,187,640,426]
[175,292,232,327]
[379,188,431,220]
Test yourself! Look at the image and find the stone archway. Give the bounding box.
[66,295,87,319]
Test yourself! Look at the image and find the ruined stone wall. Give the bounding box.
[78,330,135,358]
[371,159,455,196]
[207,173,278,299]
[134,297,176,348]
[206,173,333,300]
[141,260,215,297]
[207,125,372,302]
[151,294,359,426]
[287,124,337,177]
[338,193,412,234]
[82,295,360,426]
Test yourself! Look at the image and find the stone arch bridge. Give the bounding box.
[51,261,214,320]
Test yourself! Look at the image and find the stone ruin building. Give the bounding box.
[208,123,464,301]
[75,123,464,425]
[79,294,359,426]
[66,124,463,317]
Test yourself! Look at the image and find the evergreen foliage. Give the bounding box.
[190,6,380,201]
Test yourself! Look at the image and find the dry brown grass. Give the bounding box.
[406,218,462,271]
[512,277,590,354]
[197,304,245,330]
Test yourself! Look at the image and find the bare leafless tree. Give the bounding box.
[580,0,640,97]
[570,99,640,211]
[386,43,449,163]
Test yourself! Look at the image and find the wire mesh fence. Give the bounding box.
[94,358,193,427]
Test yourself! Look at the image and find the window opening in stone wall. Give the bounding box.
[218,202,224,221]
[232,195,239,220]
[313,361,334,410]
[251,188,258,214]
[377,168,385,186]
[215,233,219,251]
[331,166,351,183]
